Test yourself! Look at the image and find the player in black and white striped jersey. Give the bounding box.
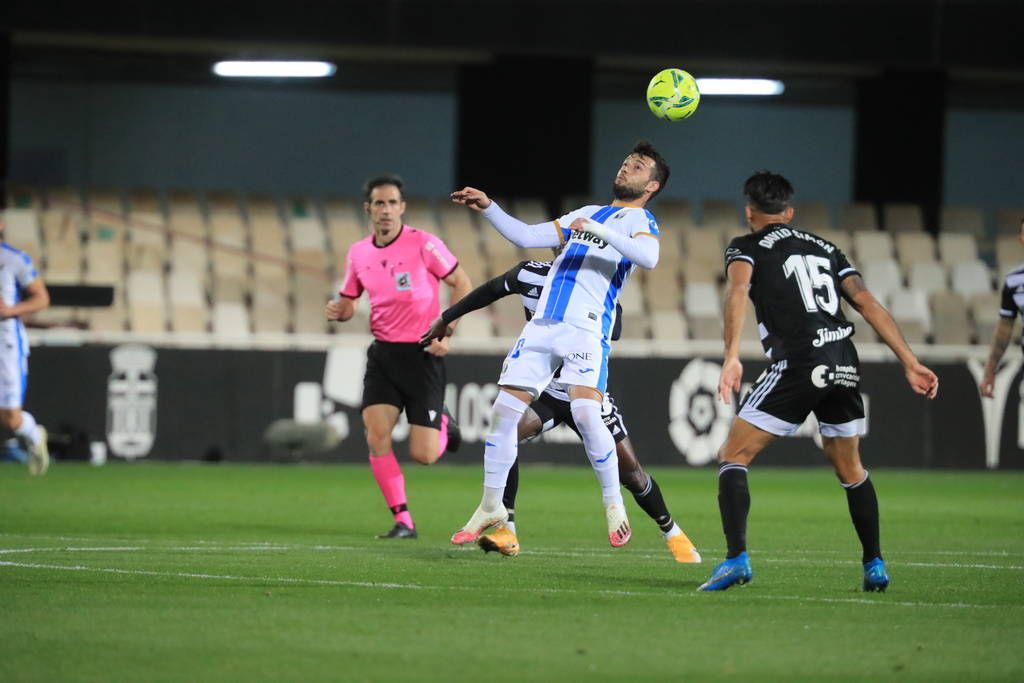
[981,218,1024,398]
[422,259,700,562]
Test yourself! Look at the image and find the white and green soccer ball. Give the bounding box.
[646,68,701,121]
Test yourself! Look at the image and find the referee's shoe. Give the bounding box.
[697,552,752,591]
[443,405,461,453]
[378,522,417,539]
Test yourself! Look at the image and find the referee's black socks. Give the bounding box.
[842,472,881,564]
[718,463,750,559]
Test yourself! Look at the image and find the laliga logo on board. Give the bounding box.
[668,359,734,465]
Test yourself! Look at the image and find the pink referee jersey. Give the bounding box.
[339,226,459,342]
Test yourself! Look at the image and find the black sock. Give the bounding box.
[628,474,674,533]
[502,460,519,511]
[844,473,881,564]
[718,464,750,559]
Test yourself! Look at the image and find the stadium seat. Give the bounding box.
[168,269,207,333]
[86,283,127,332]
[212,302,251,337]
[938,233,979,267]
[252,280,290,334]
[684,282,721,340]
[888,288,931,344]
[324,198,366,264]
[248,199,287,263]
[440,204,487,285]
[741,301,761,342]
[930,291,970,345]
[700,200,743,231]
[209,209,251,304]
[293,273,330,335]
[126,269,167,333]
[7,185,40,210]
[651,310,688,342]
[996,236,1024,277]
[861,259,903,302]
[619,311,649,339]
[681,257,722,286]
[814,228,852,256]
[792,201,833,231]
[126,210,168,272]
[2,208,43,265]
[657,199,698,232]
[403,198,439,235]
[895,232,936,270]
[839,202,878,232]
[970,292,1001,344]
[681,227,724,267]
[951,260,993,299]
[290,217,330,273]
[83,216,126,285]
[853,230,894,263]
[492,296,525,338]
[40,209,83,281]
[883,202,925,233]
[88,188,126,219]
[453,312,493,339]
[908,261,948,296]
[940,206,986,240]
[645,265,682,312]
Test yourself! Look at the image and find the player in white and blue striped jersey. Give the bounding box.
[0,218,51,475]
[448,141,669,548]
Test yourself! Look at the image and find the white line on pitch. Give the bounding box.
[0,560,1004,610]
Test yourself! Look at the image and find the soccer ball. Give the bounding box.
[646,68,700,121]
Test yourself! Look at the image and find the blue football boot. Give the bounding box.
[862,557,890,592]
[697,551,753,591]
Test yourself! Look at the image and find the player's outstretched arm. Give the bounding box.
[718,261,752,404]
[453,189,560,249]
[841,275,938,399]
[421,272,511,345]
[570,218,660,269]
[980,317,1014,397]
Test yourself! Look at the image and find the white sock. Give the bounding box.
[664,523,682,540]
[481,391,529,512]
[15,411,40,447]
[569,398,623,507]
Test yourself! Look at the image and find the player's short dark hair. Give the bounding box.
[633,140,670,199]
[363,174,404,201]
[744,171,794,214]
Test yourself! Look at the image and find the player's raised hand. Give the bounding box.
[420,316,454,346]
[905,361,939,399]
[450,187,492,212]
[718,357,743,405]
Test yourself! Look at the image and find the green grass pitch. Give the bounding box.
[1,462,1022,682]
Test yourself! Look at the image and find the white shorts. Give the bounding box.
[499,319,610,398]
[0,348,28,409]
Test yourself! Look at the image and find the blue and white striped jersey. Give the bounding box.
[0,243,38,358]
[534,204,658,338]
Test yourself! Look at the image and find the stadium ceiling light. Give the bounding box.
[695,78,785,96]
[212,61,337,78]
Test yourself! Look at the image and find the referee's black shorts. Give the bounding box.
[529,390,629,444]
[362,341,445,429]
[737,355,865,438]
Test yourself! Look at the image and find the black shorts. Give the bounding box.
[362,341,445,429]
[737,358,865,437]
[529,390,629,444]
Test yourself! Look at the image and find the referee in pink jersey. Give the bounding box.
[327,174,472,539]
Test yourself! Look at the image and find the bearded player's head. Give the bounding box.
[612,140,670,205]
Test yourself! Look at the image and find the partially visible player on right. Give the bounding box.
[980,217,1024,398]
[698,171,938,593]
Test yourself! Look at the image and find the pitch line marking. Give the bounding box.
[0,559,1008,610]
[0,544,1021,572]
